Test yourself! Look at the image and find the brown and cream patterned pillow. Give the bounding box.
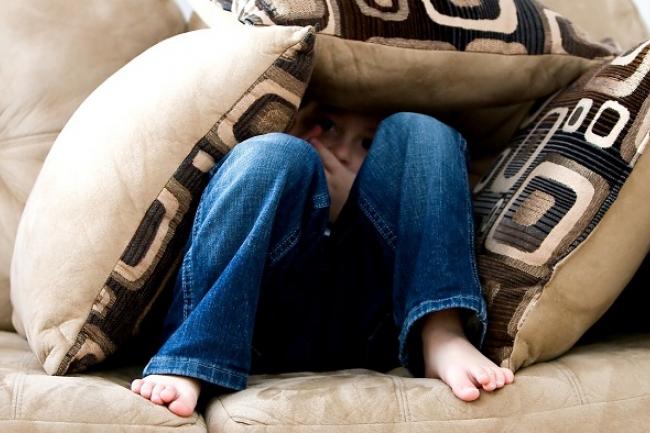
[473,39,650,371]
[198,0,616,116]
[11,16,315,375]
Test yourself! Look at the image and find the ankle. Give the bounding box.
[421,309,464,339]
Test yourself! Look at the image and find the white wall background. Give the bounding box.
[175,0,192,20]
[635,0,650,27]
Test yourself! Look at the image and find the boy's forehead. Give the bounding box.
[313,103,381,126]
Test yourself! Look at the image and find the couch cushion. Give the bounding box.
[10,14,315,376]
[542,0,649,50]
[0,331,205,432]
[204,334,650,432]
[0,0,186,333]
[472,39,650,370]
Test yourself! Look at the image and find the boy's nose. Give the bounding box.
[330,140,354,164]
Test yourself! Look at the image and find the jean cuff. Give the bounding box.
[143,355,248,391]
[398,295,488,377]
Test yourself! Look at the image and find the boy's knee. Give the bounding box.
[222,132,322,181]
[377,112,468,156]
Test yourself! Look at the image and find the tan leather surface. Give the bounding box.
[0,327,648,432]
[0,331,205,432]
[542,0,649,50]
[0,0,186,332]
[205,334,650,432]
[10,19,312,375]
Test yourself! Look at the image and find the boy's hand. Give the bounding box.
[309,137,355,223]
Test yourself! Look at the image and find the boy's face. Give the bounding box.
[289,102,382,174]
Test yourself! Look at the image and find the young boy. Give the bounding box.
[130,101,514,417]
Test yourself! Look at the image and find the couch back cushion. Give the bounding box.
[541,0,649,50]
[11,15,314,375]
[473,39,650,370]
[0,0,186,333]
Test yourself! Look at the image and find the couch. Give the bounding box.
[1,0,649,432]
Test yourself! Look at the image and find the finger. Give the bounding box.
[303,124,323,141]
[309,138,340,170]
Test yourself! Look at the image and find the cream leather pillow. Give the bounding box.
[473,39,650,371]
[11,15,314,375]
[193,0,616,114]
[0,0,185,333]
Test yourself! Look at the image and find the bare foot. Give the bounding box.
[421,309,514,402]
[130,374,201,417]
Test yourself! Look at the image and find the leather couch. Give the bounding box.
[0,1,648,432]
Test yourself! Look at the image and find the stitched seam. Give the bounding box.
[312,192,330,209]
[11,372,20,420]
[146,355,248,381]
[553,359,587,405]
[181,251,193,321]
[359,193,397,249]
[390,375,408,423]
[268,228,300,265]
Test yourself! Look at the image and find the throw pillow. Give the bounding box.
[0,0,185,333]
[11,16,314,375]
[194,0,616,115]
[473,39,650,370]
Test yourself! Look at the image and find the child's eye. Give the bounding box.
[316,117,334,132]
[361,138,373,150]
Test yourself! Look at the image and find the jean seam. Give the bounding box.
[144,355,247,390]
[313,192,330,209]
[359,192,397,250]
[267,228,300,265]
[461,151,483,291]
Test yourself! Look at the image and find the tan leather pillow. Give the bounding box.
[0,0,185,333]
[11,13,315,375]
[473,39,650,371]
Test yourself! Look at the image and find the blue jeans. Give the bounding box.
[143,112,487,391]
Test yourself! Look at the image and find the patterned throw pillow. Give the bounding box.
[473,40,650,370]
[11,19,315,375]
[200,0,616,116]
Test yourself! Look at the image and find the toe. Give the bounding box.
[140,381,155,399]
[168,396,197,417]
[493,368,506,388]
[160,386,178,403]
[502,368,515,384]
[151,384,166,404]
[444,369,481,402]
[469,366,490,386]
[482,368,497,391]
[131,379,143,393]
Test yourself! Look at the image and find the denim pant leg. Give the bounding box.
[143,132,330,390]
[338,112,488,376]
